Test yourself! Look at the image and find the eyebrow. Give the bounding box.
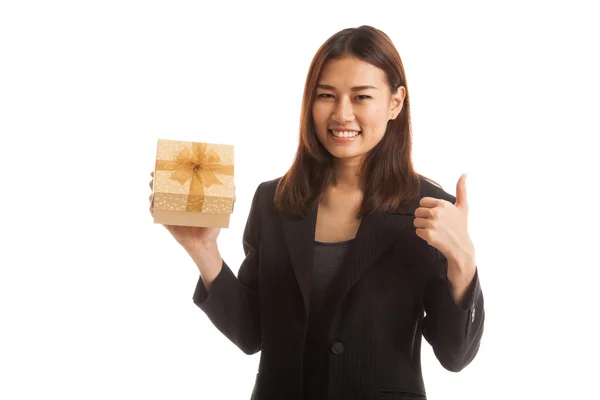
[316,84,379,91]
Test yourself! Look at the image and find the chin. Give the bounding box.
[327,148,365,161]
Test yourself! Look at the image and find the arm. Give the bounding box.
[420,249,485,372]
[192,183,263,355]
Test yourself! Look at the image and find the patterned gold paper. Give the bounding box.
[153,139,234,215]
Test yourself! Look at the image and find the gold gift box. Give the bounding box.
[152,139,234,228]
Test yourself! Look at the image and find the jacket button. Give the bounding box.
[331,341,345,355]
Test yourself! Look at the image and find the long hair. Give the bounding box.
[274,25,439,217]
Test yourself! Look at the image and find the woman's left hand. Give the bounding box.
[414,173,476,288]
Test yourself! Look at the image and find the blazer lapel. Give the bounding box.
[280,198,420,320]
[320,210,416,321]
[281,204,318,315]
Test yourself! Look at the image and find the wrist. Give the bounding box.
[185,239,218,255]
[188,244,220,261]
[447,245,475,270]
[446,254,476,288]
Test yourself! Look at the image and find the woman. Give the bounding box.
[149,25,484,400]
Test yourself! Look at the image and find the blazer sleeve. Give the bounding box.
[420,249,485,372]
[191,183,263,355]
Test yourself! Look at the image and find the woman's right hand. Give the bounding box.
[149,171,235,254]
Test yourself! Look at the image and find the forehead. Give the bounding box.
[318,57,387,87]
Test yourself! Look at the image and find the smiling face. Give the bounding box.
[312,57,406,163]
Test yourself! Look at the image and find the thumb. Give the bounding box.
[455,173,469,211]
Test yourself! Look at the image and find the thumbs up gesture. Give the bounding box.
[414,173,476,288]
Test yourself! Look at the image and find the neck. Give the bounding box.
[331,157,363,191]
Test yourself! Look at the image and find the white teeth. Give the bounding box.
[331,130,360,138]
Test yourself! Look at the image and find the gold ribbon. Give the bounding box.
[155,142,234,212]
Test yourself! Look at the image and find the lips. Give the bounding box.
[328,129,362,141]
[328,128,360,132]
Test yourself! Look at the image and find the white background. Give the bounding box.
[1,1,599,399]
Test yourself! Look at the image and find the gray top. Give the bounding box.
[308,239,353,325]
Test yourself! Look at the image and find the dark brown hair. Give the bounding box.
[274,25,439,217]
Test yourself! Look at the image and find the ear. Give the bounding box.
[390,86,406,120]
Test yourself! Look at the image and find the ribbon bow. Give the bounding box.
[155,142,234,212]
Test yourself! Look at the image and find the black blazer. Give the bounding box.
[193,177,485,400]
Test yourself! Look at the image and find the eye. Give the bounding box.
[316,94,371,100]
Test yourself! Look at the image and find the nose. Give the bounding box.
[331,96,355,123]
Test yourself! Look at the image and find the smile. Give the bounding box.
[329,130,361,138]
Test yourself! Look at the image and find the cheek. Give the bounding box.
[358,115,388,147]
[364,106,386,122]
[312,102,326,120]
[311,105,323,125]
[360,108,387,133]
[311,104,330,137]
